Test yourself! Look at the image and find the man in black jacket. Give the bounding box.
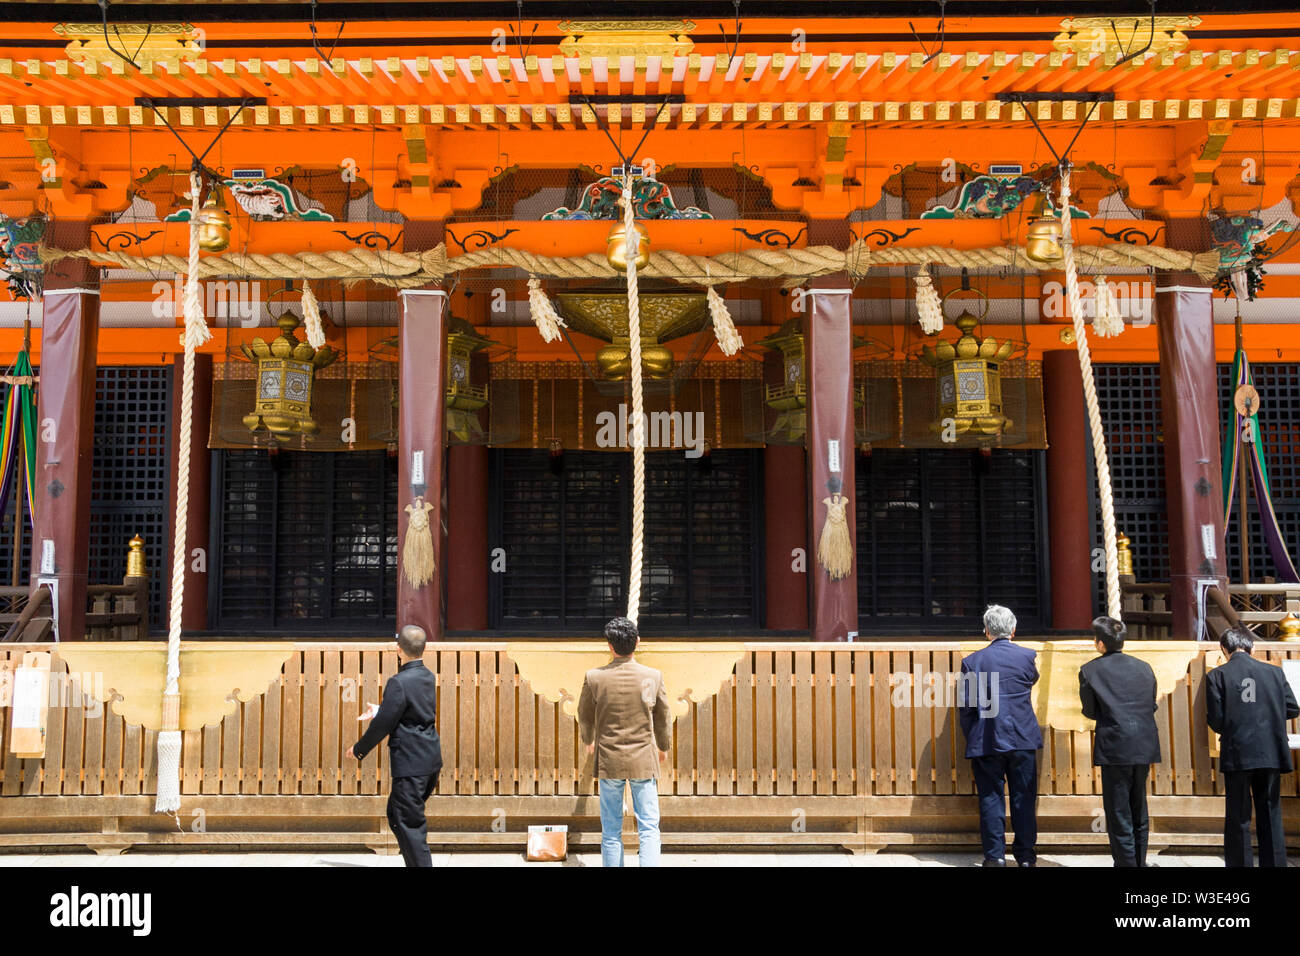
[348,625,442,867]
[1079,616,1161,867]
[1207,626,1300,867]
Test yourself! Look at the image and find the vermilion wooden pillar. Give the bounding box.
[1043,348,1092,631]
[34,222,100,640]
[446,444,488,630]
[805,275,857,642]
[1156,270,1227,639]
[170,353,212,631]
[397,288,448,640]
[764,445,808,630]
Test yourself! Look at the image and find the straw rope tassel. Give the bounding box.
[527,276,566,343]
[817,492,853,580]
[706,285,744,355]
[1060,169,1122,620]
[301,279,326,348]
[622,177,646,626]
[1092,274,1124,338]
[402,496,436,588]
[914,269,944,333]
[157,172,212,816]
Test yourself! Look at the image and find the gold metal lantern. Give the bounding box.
[445,315,494,443]
[920,310,1015,440]
[241,312,337,441]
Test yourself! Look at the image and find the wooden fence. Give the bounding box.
[0,641,1296,855]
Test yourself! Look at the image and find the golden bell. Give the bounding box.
[1279,611,1300,642]
[197,191,232,253]
[1025,215,1063,264]
[606,219,650,272]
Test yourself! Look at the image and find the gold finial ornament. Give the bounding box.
[606,219,650,272]
[126,535,147,578]
[1116,530,1134,576]
[1278,611,1300,642]
[197,189,232,253]
[1025,191,1064,264]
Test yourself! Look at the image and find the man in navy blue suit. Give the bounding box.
[959,605,1043,867]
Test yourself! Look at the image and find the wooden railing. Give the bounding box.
[0,641,1295,854]
[0,537,148,642]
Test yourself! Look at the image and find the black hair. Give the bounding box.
[397,624,427,658]
[1092,616,1127,653]
[604,616,639,656]
[1220,626,1255,654]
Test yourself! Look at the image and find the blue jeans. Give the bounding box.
[598,778,661,867]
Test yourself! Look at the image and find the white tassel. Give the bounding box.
[1092,274,1124,338]
[301,280,326,348]
[706,285,744,356]
[527,276,566,343]
[154,729,182,814]
[914,270,944,334]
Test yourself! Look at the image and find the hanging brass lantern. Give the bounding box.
[445,316,494,443]
[606,219,650,271]
[1024,189,1063,264]
[920,306,1015,440]
[241,311,337,441]
[197,188,232,253]
[758,317,866,443]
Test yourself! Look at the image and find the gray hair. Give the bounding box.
[983,605,1017,639]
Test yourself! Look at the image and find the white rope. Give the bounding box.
[1092,274,1124,338]
[622,176,646,625]
[156,171,210,814]
[1060,169,1122,621]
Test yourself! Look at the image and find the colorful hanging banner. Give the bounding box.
[0,349,37,537]
[1222,349,1300,583]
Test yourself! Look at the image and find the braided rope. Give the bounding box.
[1060,169,1122,621]
[156,171,212,815]
[622,177,646,626]
[40,241,1219,287]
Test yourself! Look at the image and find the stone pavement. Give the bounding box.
[0,849,1278,866]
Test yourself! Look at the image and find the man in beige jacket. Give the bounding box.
[578,616,672,867]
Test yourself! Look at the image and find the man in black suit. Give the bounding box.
[348,625,442,867]
[1207,626,1300,867]
[1079,616,1161,867]
[959,604,1043,867]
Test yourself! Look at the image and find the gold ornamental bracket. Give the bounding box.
[956,639,1202,734]
[1052,16,1200,58]
[557,20,695,59]
[54,22,203,71]
[505,641,745,720]
[57,642,293,732]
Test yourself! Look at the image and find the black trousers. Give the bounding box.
[388,773,439,867]
[971,750,1038,864]
[1100,764,1150,867]
[1224,769,1286,868]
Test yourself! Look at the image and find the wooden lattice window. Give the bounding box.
[855,448,1048,632]
[490,449,760,631]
